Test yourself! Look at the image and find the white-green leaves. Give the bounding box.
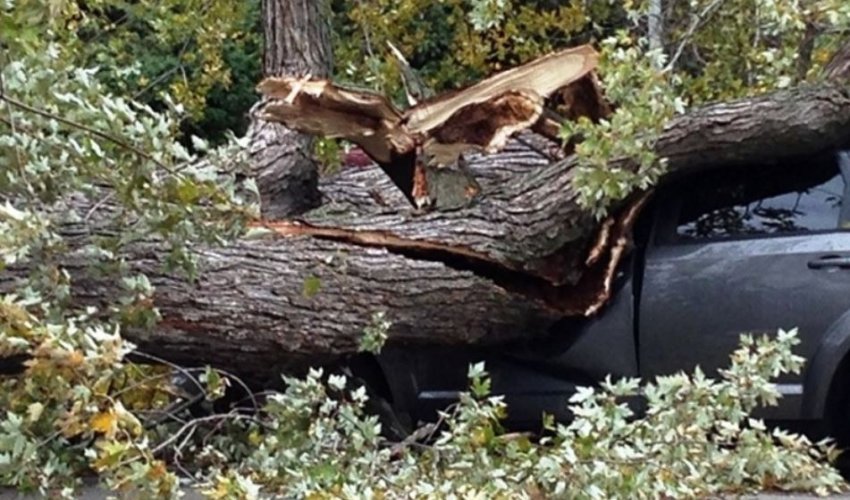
[203,330,844,499]
[358,311,391,354]
[566,33,682,219]
[0,3,256,496]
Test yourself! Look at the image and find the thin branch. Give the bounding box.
[82,11,131,48]
[84,191,117,222]
[151,412,265,456]
[663,0,725,73]
[358,0,376,62]
[131,350,259,413]
[133,38,193,100]
[0,93,178,176]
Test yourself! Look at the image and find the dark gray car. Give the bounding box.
[372,148,850,441]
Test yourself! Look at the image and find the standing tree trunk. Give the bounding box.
[648,0,664,58]
[250,0,333,219]
[262,0,332,77]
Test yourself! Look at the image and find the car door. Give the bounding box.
[639,150,850,417]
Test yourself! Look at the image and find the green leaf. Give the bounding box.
[302,275,321,298]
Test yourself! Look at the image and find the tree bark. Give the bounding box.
[270,84,850,288]
[824,39,850,82]
[250,0,333,219]
[1,234,556,381]
[3,83,849,378]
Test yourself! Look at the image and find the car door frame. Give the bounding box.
[638,152,850,419]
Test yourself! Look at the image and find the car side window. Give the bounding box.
[674,153,846,242]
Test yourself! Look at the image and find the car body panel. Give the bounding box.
[376,149,850,427]
[639,233,850,419]
[377,266,639,426]
[803,309,850,419]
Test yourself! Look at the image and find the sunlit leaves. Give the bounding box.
[358,311,391,354]
[337,0,588,101]
[0,1,256,496]
[198,330,844,498]
[566,33,681,218]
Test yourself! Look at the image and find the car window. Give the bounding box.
[674,153,846,242]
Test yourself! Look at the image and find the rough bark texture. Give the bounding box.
[251,0,332,219]
[266,84,850,291]
[34,83,850,375]
[0,225,557,380]
[656,84,850,175]
[824,39,850,82]
[262,0,331,77]
[2,82,849,377]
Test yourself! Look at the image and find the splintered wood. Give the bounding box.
[256,45,604,211]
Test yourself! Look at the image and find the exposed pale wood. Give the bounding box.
[256,78,411,165]
[387,41,433,106]
[256,45,600,210]
[403,45,599,134]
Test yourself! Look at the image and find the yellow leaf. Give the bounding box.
[248,430,263,446]
[147,461,168,480]
[114,402,143,437]
[90,410,117,437]
[62,350,85,368]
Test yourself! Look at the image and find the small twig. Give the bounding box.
[173,423,199,459]
[389,422,438,457]
[152,412,264,456]
[130,350,260,413]
[663,0,725,73]
[0,93,179,176]
[133,66,181,100]
[133,38,193,100]
[82,11,131,47]
[130,351,207,398]
[0,48,25,169]
[358,0,377,61]
[84,191,117,222]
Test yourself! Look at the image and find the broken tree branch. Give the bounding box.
[255,45,601,209]
[4,47,850,379]
[262,84,850,293]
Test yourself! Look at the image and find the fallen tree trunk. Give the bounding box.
[2,80,849,379]
[6,0,850,377]
[1,233,557,380]
[262,83,850,301]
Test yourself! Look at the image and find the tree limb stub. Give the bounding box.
[248,0,332,220]
[255,45,600,209]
